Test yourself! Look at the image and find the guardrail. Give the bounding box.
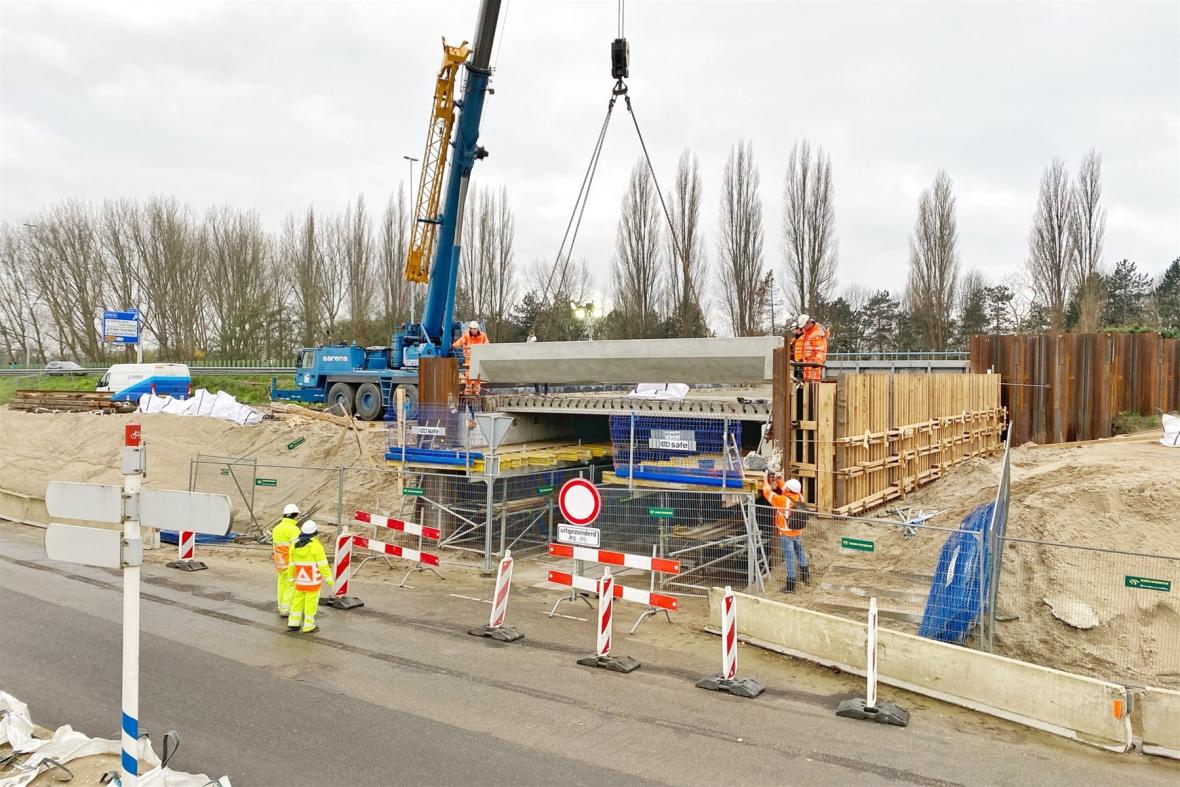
[0,366,296,377]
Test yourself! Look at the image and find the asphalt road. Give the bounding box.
[2,525,1176,786]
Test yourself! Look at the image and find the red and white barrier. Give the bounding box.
[489,550,514,628]
[547,570,678,611]
[835,596,909,725]
[596,567,614,656]
[468,549,525,642]
[548,543,679,575]
[179,531,195,561]
[332,532,353,597]
[696,585,763,697]
[573,567,640,672]
[354,510,441,541]
[167,529,207,572]
[351,534,439,566]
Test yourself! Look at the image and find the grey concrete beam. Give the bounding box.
[470,336,783,384]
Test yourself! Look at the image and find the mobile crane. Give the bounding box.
[272,0,502,420]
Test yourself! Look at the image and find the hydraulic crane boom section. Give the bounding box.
[404,40,471,285]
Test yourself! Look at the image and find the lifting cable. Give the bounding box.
[531,0,684,336]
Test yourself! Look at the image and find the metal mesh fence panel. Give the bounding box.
[190,456,346,538]
[992,538,1180,688]
[608,414,745,489]
[753,505,990,648]
[385,397,487,466]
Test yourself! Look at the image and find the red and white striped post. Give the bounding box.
[696,586,763,698]
[576,566,639,673]
[167,529,206,571]
[468,549,524,642]
[322,529,363,610]
[836,596,909,726]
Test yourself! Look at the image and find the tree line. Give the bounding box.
[2,143,1178,364]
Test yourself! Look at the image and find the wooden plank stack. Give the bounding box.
[10,390,136,414]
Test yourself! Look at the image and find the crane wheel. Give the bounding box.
[355,382,384,421]
[327,382,355,417]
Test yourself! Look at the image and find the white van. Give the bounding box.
[98,363,192,402]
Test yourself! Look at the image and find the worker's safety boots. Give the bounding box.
[783,577,796,593]
[800,565,810,585]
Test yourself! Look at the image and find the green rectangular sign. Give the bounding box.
[219,468,229,476]
[1124,575,1171,592]
[841,537,875,552]
[255,478,277,487]
[538,485,554,495]
[286,436,306,450]
[403,486,425,497]
[648,507,675,518]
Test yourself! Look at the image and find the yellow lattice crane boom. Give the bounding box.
[404,39,471,284]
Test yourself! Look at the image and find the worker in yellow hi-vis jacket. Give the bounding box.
[271,503,302,616]
[286,520,333,633]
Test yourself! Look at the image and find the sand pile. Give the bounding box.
[0,408,400,534]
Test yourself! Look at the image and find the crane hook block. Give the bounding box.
[611,38,629,79]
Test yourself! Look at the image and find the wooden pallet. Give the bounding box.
[10,390,136,414]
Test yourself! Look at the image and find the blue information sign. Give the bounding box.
[103,310,140,344]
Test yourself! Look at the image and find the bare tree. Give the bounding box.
[204,206,277,358]
[458,187,494,321]
[25,201,107,361]
[282,207,323,346]
[1069,150,1106,332]
[316,210,348,340]
[611,158,664,337]
[0,226,51,362]
[718,141,767,336]
[906,170,961,350]
[1027,159,1074,329]
[487,186,516,340]
[342,194,374,328]
[377,184,413,326]
[666,150,708,335]
[782,140,838,316]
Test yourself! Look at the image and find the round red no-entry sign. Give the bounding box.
[558,478,601,526]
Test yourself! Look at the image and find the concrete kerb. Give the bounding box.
[1136,687,1180,760]
[707,588,1134,752]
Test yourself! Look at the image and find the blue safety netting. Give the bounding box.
[918,502,994,645]
[608,414,743,488]
[159,530,239,546]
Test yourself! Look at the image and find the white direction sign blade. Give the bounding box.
[139,489,232,536]
[45,523,122,568]
[45,481,123,524]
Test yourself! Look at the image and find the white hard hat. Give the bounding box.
[786,479,802,493]
[300,520,318,535]
[469,320,480,330]
[283,503,300,516]
[796,314,810,328]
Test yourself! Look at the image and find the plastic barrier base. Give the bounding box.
[166,559,207,572]
[696,673,765,699]
[836,697,909,727]
[577,654,640,673]
[319,595,364,610]
[468,624,525,642]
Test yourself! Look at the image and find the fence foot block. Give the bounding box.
[577,654,640,673]
[467,624,525,642]
[835,698,909,727]
[696,673,764,699]
[166,560,207,572]
[320,595,364,610]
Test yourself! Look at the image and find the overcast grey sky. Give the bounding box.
[2,0,1178,312]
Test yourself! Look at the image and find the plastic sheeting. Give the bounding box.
[138,388,263,425]
[919,502,994,645]
[0,692,231,787]
[628,383,690,400]
[1161,413,1180,447]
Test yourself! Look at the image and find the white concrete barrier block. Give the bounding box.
[1138,687,1180,760]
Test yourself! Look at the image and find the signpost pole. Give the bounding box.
[121,424,143,787]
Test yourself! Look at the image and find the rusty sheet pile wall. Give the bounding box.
[970,332,1180,445]
[774,349,1004,515]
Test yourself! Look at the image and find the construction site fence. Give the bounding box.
[990,536,1180,690]
[971,331,1180,445]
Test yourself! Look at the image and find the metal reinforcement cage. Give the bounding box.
[607,414,744,489]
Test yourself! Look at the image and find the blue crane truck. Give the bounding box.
[271,0,502,421]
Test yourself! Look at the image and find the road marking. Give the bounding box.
[449,593,492,604]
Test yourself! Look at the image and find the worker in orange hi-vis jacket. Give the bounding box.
[453,320,490,394]
[792,313,829,382]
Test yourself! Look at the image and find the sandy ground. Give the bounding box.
[2,408,1178,687]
